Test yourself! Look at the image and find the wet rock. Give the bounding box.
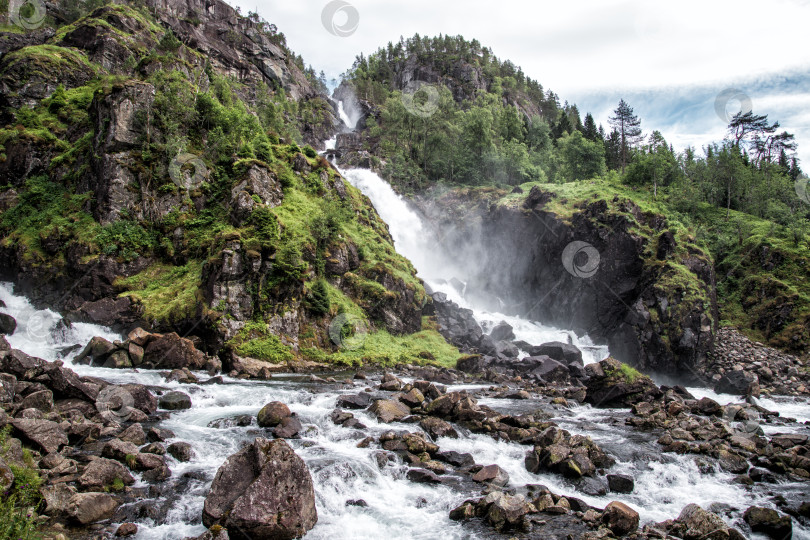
[102,438,140,462]
[675,503,735,539]
[531,341,584,366]
[399,387,425,407]
[406,468,441,484]
[715,371,760,397]
[121,384,158,415]
[202,438,318,538]
[78,457,135,490]
[257,401,291,427]
[11,418,68,454]
[743,506,792,539]
[337,393,372,409]
[346,499,368,507]
[578,477,608,496]
[67,492,119,524]
[489,322,515,342]
[472,464,509,486]
[141,442,166,455]
[167,442,194,462]
[485,492,533,531]
[159,391,192,410]
[436,451,475,468]
[602,501,639,535]
[118,423,147,445]
[45,364,99,402]
[584,357,662,407]
[606,473,634,494]
[147,427,175,442]
[0,313,16,335]
[273,416,302,439]
[369,399,410,423]
[449,501,476,521]
[143,332,208,370]
[419,417,458,440]
[116,523,138,536]
[718,450,749,474]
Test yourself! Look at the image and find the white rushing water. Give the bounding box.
[5,282,809,539]
[337,167,608,364]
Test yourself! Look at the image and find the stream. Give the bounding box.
[0,106,808,539]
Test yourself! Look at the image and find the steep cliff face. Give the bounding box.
[418,184,717,378]
[0,0,428,363]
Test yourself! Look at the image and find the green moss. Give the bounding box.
[0,426,43,539]
[227,321,295,364]
[115,262,203,324]
[328,317,460,368]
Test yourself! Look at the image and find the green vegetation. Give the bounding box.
[343,33,808,354]
[0,427,43,540]
[115,262,203,324]
[303,317,461,368]
[227,322,295,364]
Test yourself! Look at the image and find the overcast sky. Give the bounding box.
[232,0,810,167]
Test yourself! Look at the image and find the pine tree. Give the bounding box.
[609,99,642,173]
[583,113,600,142]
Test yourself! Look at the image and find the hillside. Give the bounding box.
[0,1,459,369]
[336,34,810,360]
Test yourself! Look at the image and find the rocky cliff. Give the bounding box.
[0,0,431,366]
[417,183,718,378]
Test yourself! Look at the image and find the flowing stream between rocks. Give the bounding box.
[0,116,809,539]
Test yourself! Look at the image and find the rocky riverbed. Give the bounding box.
[1,285,808,540]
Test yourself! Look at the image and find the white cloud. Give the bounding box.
[231,0,810,165]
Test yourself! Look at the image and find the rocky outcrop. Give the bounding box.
[203,438,318,539]
[417,187,717,377]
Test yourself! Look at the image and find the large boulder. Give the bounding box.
[143,333,208,370]
[715,371,760,397]
[257,401,291,427]
[159,391,192,410]
[78,458,134,490]
[602,501,639,535]
[584,358,662,407]
[675,504,736,539]
[203,438,317,539]
[743,506,792,539]
[529,341,584,366]
[368,399,410,423]
[0,313,16,335]
[11,418,68,454]
[67,492,119,524]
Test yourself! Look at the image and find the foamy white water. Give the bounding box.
[337,167,609,363]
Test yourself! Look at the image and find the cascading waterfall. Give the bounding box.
[1,105,809,539]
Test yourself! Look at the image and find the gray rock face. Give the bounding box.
[0,313,16,335]
[78,457,135,490]
[159,391,192,410]
[203,438,317,539]
[11,418,68,454]
[67,492,119,524]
